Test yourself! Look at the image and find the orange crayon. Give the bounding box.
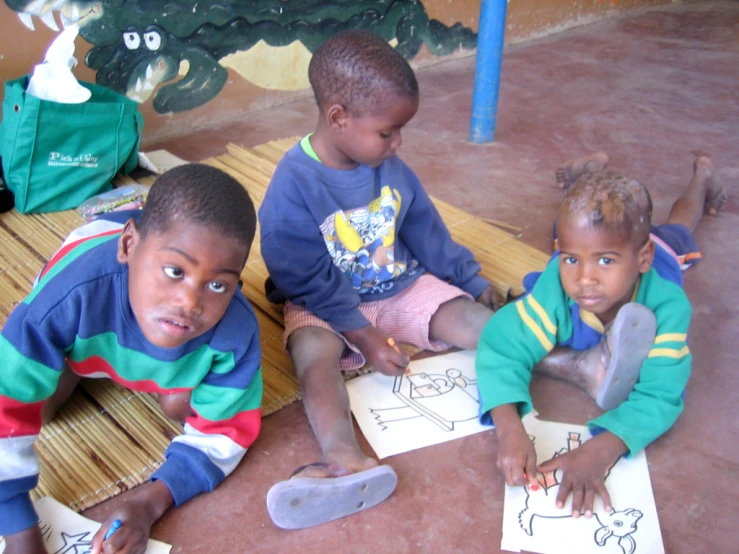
[387,337,410,375]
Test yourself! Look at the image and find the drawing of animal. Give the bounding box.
[517,432,643,554]
[6,0,477,113]
[518,485,643,554]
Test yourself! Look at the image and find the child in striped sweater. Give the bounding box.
[0,164,262,554]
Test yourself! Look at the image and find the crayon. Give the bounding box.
[387,337,410,375]
[104,519,122,541]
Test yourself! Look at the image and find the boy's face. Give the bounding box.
[557,214,654,325]
[117,219,248,349]
[329,93,419,169]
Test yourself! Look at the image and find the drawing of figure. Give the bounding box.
[518,432,643,554]
[54,530,93,554]
[370,368,480,431]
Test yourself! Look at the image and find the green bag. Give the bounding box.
[0,76,143,213]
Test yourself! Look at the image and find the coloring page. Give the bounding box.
[501,414,664,554]
[0,497,171,554]
[346,350,489,459]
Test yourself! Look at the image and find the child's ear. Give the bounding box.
[327,104,349,133]
[117,219,141,264]
[638,239,655,273]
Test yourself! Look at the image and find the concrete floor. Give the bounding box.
[85,1,738,552]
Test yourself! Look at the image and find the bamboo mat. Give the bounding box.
[0,137,549,512]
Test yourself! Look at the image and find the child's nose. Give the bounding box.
[176,285,203,314]
[577,264,598,285]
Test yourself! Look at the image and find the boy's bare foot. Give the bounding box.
[555,152,610,189]
[290,445,378,479]
[693,154,727,215]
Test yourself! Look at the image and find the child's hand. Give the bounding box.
[91,507,152,554]
[477,285,500,311]
[536,433,626,518]
[4,524,48,554]
[344,325,410,376]
[491,404,538,488]
[91,480,173,554]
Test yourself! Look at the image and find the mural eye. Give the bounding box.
[123,31,141,50]
[143,31,162,51]
[614,521,623,527]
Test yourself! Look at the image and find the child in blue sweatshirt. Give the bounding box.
[258,30,497,529]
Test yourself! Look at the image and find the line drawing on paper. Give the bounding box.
[54,531,93,554]
[369,368,480,431]
[518,432,643,554]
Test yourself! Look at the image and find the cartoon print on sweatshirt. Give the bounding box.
[319,186,410,294]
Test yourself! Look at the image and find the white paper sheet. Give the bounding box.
[346,350,490,459]
[0,497,172,554]
[138,150,189,174]
[501,414,664,554]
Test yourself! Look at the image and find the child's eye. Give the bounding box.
[163,267,184,279]
[599,257,614,266]
[208,282,227,294]
[379,131,392,139]
[563,257,578,265]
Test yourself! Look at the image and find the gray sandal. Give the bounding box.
[267,464,398,529]
[596,303,657,411]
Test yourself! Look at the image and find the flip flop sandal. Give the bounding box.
[596,303,657,411]
[267,464,398,530]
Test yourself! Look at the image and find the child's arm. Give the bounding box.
[476,260,567,422]
[262,223,370,332]
[0,305,76,551]
[396,169,490,300]
[475,260,570,483]
[147,317,263,505]
[491,404,539,488]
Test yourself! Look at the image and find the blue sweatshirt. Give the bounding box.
[259,142,490,332]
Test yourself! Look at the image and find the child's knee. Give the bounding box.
[287,326,345,375]
[158,391,193,423]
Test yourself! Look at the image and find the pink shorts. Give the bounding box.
[283,274,471,371]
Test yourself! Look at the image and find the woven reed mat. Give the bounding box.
[0,137,548,512]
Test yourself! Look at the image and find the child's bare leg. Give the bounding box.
[666,154,727,231]
[429,296,494,349]
[556,152,610,189]
[42,364,81,423]
[534,303,656,410]
[534,344,609,399]
[288,326,377,478]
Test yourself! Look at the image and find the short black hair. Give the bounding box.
[139,163,256,253]
[559,170,653,247]
[308,30,419,116]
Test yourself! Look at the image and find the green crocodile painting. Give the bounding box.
[7,0,477,113]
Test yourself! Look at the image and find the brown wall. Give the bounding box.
[0,0,671,145]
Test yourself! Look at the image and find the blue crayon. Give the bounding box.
[104,519,122,541]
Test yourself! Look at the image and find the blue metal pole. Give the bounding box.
[470,0,508,143]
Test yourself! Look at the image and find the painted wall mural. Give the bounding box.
[6,1,477,113]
